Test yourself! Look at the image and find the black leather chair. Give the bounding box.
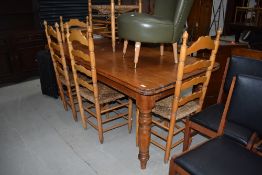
[170,75,262,175]
[183,56,262,150]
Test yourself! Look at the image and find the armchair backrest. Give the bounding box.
[153,0,177,21]
[224,56,262,93]
[226,75,262,136]
[172,0,194,41]
[154,0,194,41]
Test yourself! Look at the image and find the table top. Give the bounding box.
[65,38,219,97]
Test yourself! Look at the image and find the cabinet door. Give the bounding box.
[187,0,213,40]
[0,38,14,84]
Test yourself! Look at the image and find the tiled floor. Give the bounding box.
[0,79,206,175]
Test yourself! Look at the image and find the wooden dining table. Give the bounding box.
[64,38,219,169]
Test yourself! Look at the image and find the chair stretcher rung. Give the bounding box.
[102,112,128,124]
[101,102,128,113]
[150,139,166,151]
[103,121,128,132]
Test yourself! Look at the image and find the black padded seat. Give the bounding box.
[190,104,253,145]
[174,136,262,175]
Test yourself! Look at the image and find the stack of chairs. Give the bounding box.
[44,17,133,143]
[44,21,78,121]
[88,0,142,52]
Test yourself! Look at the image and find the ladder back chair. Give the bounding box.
[60,16,88,42]
[183,55,262,151]
[136,30,221,163]
[66,24,133,143]
[88,0,142,52]
[44,21,77,121]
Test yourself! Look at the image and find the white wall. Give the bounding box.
[209,0,228,36]
[209,0,256,36]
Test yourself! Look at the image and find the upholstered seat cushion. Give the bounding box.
[190,103,253,145]
[79,83,124,105]
[117,12,174,43]
[152,96,199,120]
[174,136,262,175]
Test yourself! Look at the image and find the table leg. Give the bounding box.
[136,95,155,169]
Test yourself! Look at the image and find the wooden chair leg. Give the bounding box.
[128,98,133,133]
[169,156,176,175]
[160,44,164,56]
[134,42,141,69]
[58,83,68,111]
[67,86,77,121]
[172,42,178,63]
[111,0,116,52]
[136,109,139,147]
[183,117,191,151]
[164,118,176,163]
[96,107,104,144]
[123,40,128,57]
[77,94,87,129]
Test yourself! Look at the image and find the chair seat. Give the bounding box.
[174,136,262,175]
[153,96,199,120]
[117,12,174,43]
[79,83,124,105]
[190,103,253,145]
[92,5,139,14]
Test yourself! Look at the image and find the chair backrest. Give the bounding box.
[224,56,262,93]
[44,21,70,87]
[60,16,87,42]
[170,30,221,119]
[66,23,100,106]
[153,0,194,42]
[153,0,177,20]
[226,75,262,136]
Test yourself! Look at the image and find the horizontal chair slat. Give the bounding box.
[181,76,207,90]
[50,42,60,52]
[183,60,211,74]
[78,77,94,91]
[75,64,92,77]
[186,36,215,55]
[72,50,90,62]
[179,91,202,106]
[53,54,63,65]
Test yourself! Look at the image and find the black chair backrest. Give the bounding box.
[227,75,262,136]
[172,0,194,41]
[224,56,262,93]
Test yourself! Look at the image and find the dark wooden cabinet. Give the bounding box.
[187,0,213,40]
[0,37,13,82]
[0,0,45,85]
[0,31,45,84]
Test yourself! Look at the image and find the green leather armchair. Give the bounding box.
[117,0,194,68]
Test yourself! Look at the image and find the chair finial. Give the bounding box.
[55,22,59,28]
[182,31,188,40]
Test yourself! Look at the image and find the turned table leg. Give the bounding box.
[136,95,155,169]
